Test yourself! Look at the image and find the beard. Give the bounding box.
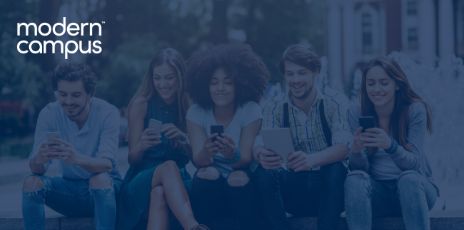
[291,86,312,101]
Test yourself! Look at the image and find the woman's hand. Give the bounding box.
[360,128,392,150]
[137,128,162,152]
[162,123,188,144]
[202,134,221,157]
[214,134,236,158]
[351,127,365,153]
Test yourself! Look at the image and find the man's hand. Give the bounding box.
[47,139,81,164]
[287,151,315,172]
[33,143,57,164]
[256,147,282,170]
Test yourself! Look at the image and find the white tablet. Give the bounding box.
[260,128,295,161]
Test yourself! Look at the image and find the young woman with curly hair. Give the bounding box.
[344,57,439,230]
[185,44,268,230]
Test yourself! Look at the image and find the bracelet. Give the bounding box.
[385,138,398,154]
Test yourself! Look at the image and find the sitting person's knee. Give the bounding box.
[345,170,370,190]
[196,167,220,180]
[227,170,250,187]
[89,173,112,189]
[397,170,422,189]
[23,175,44,192]
[158,160,179,172]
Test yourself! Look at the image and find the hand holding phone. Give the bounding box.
[149,119,163,134]
[359,116,376,132]
[210,125,224,141]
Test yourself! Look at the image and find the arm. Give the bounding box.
[187,120,215,167]
[127,97,161,165]
[29,107,53,175]
[127,97,147,165]
[231,119,262,169]
[53,107,120,173]
[84,106,120,173]
[388,103,426,171]
[348,127,370,171]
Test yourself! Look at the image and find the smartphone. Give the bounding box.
[46,131,60,147]
[149,119,163,134]
[359,116,376,131]
[210,125,224,141]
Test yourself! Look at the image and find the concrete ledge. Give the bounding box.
[290,216,464,230]
[2,215,464,230]
[0,217,93,230]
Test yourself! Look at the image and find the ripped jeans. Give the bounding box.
[22,175,121,230]
[344,170,438,230]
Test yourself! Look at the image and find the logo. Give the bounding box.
[16,17,104,59]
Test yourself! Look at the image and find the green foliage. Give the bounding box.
[97,35,161,108]
[0,33,50,108]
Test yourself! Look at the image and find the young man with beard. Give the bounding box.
[22,63,121,230]
[253,44,351,230]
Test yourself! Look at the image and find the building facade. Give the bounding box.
[327,0,462,89]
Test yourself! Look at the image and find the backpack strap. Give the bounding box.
[319,101,332,146]
[283,102,290,128]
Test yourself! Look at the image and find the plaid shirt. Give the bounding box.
[262,91,351,155]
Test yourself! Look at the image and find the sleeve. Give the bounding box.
[30,106,54,159]
[326,97,352,146]
[95,106,120,168]
[186,104,205,127]
[389,103,426,171]
[241,102,262,126]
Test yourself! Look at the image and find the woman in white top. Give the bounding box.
[185,44,268,230]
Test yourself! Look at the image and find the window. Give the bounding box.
[406,0,417,16]
[407,28,418,50]
[362,13,373,54]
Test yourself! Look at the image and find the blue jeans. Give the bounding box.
[253,162,347,230]
[344,170,438,230]
[22,175,121,230]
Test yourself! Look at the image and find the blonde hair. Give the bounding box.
[129,48,189,128]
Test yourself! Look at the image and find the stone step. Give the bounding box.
[3,215,464,230]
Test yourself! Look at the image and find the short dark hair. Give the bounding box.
[52,63,97,95]
[186,43,269,109]
[279,44,321,74]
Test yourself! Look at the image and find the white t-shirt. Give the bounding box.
[186,101,262,176]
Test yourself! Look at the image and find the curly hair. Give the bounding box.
[52,63,97,96]
[186,43,269,109]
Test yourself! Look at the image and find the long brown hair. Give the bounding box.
[129,48,189,128]
[361,57,432,148]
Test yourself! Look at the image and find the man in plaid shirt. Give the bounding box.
[253,44,351,230]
